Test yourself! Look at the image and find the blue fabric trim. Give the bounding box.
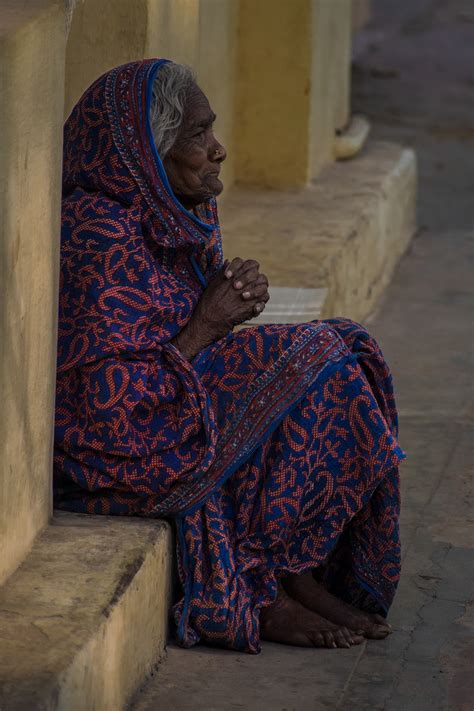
[145,61,215,235]
[189,252,208,288]
[353,575,389,615]
[176,353,353,519]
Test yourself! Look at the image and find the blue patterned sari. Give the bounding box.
[54,59,404,653]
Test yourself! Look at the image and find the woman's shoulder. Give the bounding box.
[62,188,131,219]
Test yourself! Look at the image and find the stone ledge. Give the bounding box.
[242,286,327,326]
[0,512,172,711]
[220,140,417,322]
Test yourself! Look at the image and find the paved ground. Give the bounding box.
[132,2,473,709]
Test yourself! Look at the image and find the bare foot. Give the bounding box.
[284,572,392,640]
[260,584,364,649]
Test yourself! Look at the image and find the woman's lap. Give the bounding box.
[174,320,403,652]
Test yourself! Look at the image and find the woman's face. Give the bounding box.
[163,84,227,209]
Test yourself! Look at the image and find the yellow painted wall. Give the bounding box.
[309,0,352,178]
[65,0,351,190]
[0,1,65,585]
[235,0,312,188]
[235,0,352,187]
[64,0,148,117]
[196,0,238,193]
[145,0,200,67]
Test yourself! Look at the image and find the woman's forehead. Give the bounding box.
[184,85,215,127]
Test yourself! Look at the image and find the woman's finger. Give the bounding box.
[241,274,270,294]
[230,260,260,287]
[253,302,266,316]
[233,259,260,276]
[242,273,269,289]
[241,284,270,300]
[234,268,260,290]
[224,257,244,279]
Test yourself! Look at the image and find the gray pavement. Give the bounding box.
[132,2,473,709]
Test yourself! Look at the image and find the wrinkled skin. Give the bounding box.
[163,83,226,209]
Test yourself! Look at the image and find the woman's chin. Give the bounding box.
[177,178,224,208]
[206,175,224,197]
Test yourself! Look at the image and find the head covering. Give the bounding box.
[59,58,223,373]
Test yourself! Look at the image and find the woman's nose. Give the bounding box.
[210,139,226,163]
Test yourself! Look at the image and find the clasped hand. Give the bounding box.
[172,258,270,360]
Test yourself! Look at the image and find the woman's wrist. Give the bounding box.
[171,315,220,361]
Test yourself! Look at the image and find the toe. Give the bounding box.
[368,624,391,640]
[309,631,325,647]
[341,627,354,644]
[334,630,351,648]
[372,615,392,633]
[322,631,337,648]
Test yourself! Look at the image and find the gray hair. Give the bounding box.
[149,62,196,158]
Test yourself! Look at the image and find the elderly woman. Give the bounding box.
[55,59,404,653]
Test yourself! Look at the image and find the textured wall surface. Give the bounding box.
[235,0,353,187]
[0,1,65,585]
[235,0,312,188]
[64,0,149,117]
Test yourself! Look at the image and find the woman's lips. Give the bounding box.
[204,171,223,195]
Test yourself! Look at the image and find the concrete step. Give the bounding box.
[220,140,417,322]
[0,512,172,711]
[243,285,328,326]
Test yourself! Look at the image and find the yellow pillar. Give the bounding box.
[235,0,353,187]
[0,1,65,585]
[197,0,238,192]
[310,0,352,177]
[146,0,237,190]
[235,0,312,188]
[145,0,200,67]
